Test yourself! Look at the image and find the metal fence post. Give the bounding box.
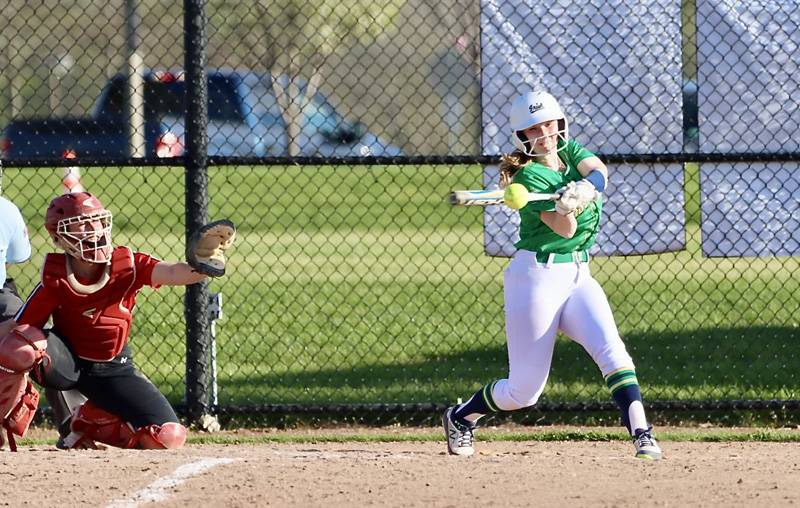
[183,0,210,427]
[208,292,222,407]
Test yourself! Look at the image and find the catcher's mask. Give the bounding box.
[45,192,113,264]
[509,91,569,156]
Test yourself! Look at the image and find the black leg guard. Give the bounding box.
[46,388,87,437]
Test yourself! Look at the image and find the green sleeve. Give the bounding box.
[562,139,595,167]
[512,163,562,212]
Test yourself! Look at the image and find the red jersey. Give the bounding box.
[15,246,161,361]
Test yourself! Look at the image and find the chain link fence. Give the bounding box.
[2,0,800,427]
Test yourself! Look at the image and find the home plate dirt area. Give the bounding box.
[3,432,800,507]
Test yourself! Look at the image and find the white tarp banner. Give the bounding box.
[479,0,685,256]
[697,1,800,153]
[483,164,686,257]
[700,163,800,257]
[480,0,684,155]
[696,1,800,257]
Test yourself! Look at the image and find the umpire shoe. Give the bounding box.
[633,427,662,460]
[443,406,475,456]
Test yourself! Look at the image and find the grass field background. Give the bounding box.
[4,164,799,423]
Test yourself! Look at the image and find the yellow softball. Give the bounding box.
[503,183,529,210]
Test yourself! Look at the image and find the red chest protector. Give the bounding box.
[42,247,137,361]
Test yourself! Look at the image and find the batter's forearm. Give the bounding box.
[540,210,577,238]
[577,156,608,192]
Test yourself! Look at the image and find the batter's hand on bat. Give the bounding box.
[556,181,599,214]
[554,199,576,215]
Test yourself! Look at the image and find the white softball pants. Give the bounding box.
[491,250,635,411]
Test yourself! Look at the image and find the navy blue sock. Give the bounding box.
[606,370,643,434]
[453,381,500,423]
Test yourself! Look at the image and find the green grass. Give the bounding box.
[3,164,799,418]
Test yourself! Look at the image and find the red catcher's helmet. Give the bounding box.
[45,192,113,263]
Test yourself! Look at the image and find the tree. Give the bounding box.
[208,0,404,155]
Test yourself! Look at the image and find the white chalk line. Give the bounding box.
[270,449,419,460]
[105,457,239,508]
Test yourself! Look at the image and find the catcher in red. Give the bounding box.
[0,192,236,451]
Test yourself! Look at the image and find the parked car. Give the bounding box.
[0,115,171,160]
[0,69,403,159]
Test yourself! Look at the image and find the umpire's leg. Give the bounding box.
[0,279,23,320]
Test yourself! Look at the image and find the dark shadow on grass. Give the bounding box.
[201,325,799,407]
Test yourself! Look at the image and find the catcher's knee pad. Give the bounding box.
[65,401,186,450]
[131,422,187,449]
[0,325,48,451]
[64,401,136,449]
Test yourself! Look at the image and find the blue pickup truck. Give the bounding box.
[1,69,403,160]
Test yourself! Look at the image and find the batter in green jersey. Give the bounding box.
[443,91,662,460]
[512,138,602,254]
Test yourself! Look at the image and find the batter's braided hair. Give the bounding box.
[499,150,534,187]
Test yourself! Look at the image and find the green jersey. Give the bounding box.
[511,139,603,254]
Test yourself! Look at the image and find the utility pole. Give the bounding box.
[125,0,146,157]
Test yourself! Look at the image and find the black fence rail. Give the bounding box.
[2,0,800,427]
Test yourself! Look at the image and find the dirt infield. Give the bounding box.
[3,429,800,507]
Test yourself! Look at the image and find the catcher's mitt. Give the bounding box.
[187,219,236,277]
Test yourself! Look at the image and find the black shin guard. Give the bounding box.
[45,388,88,437]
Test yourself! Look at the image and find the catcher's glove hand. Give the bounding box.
[187,219,236,277]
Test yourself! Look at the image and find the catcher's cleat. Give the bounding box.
[633,427,662,460]
[56,431,107,450]
[443,406,475,456]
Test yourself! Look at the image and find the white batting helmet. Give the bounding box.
[509,91,568,156]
